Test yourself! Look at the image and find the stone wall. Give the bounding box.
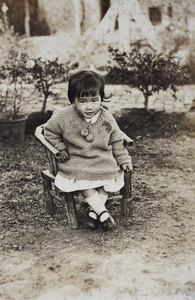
[104,85,195,115]
[23,84,195,116]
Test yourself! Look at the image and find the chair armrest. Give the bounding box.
[34,124,62,159]
[121,131,134,147]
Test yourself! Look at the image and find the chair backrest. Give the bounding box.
[35,124,60,176]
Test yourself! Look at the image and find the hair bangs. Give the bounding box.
[68,70,105,103]
[77,78,101,99]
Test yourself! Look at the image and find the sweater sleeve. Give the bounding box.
[109,117,132,166]
[44,109,67,151]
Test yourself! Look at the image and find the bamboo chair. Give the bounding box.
[35,124,133,229]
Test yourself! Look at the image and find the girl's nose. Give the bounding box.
[86,102,92,109]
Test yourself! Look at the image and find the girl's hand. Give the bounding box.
[58,149,69,162]
[121,162,133,174]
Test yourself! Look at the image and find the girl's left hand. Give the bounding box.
[58,149,69,162]
[121,162,133,174]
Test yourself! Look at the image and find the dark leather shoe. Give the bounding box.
[85,210,98,230]
[99,211,115,231]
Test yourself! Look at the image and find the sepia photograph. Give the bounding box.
[0,0,195,299]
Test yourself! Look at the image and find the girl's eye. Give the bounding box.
[92,98,98,102]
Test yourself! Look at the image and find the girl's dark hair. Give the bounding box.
[68,70,105,103]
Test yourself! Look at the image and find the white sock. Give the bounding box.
[85,192,108,221]
[98,187,108,205]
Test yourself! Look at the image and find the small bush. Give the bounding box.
[108,48,190,110]
[29,58,70,113]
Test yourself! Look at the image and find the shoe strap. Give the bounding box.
[89,209,97,214]
[99,210,108,218]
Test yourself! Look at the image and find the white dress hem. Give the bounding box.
[55,171,124,193]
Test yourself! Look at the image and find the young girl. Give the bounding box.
[44,70,132,231]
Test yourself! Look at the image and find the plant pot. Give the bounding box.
[0,116,27,142]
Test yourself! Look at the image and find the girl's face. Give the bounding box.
[73,93,101,119]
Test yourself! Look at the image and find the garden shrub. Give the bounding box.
[29,58,70,113]
[108,47,190,110]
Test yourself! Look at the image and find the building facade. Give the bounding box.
[0,0,194,39]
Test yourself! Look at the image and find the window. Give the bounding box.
[114,15,119,30]
[149,7,161,25]
[168,6,172,18]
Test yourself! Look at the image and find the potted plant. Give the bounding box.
[0,49,29,142]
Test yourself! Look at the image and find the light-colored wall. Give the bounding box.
[82,0,101,32]
[38,0,101,34]
[38,0,75,34]
[37,0,194,37]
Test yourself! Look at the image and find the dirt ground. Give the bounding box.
[0,111,195,300]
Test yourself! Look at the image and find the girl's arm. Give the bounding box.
[109,119,132,168]
[44,109,67,152]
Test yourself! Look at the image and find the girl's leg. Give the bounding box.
[81,189,114,226]
[97,187,108,204]
[81,189,107,217]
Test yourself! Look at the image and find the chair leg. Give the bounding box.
[120,172,132,216]
[63,192,79,229]
[43,178,55,216]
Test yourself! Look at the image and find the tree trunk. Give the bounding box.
[24,0,30,37]
[41,95,48,113]
[144,93,149,110]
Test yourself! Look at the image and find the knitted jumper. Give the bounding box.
[44,106,131,181]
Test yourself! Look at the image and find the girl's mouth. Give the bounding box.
[85,112,94,117]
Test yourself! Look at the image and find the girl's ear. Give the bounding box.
[72,102,76,107]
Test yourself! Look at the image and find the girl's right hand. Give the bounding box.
[121,162,133,174]
[58,149,69,162]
